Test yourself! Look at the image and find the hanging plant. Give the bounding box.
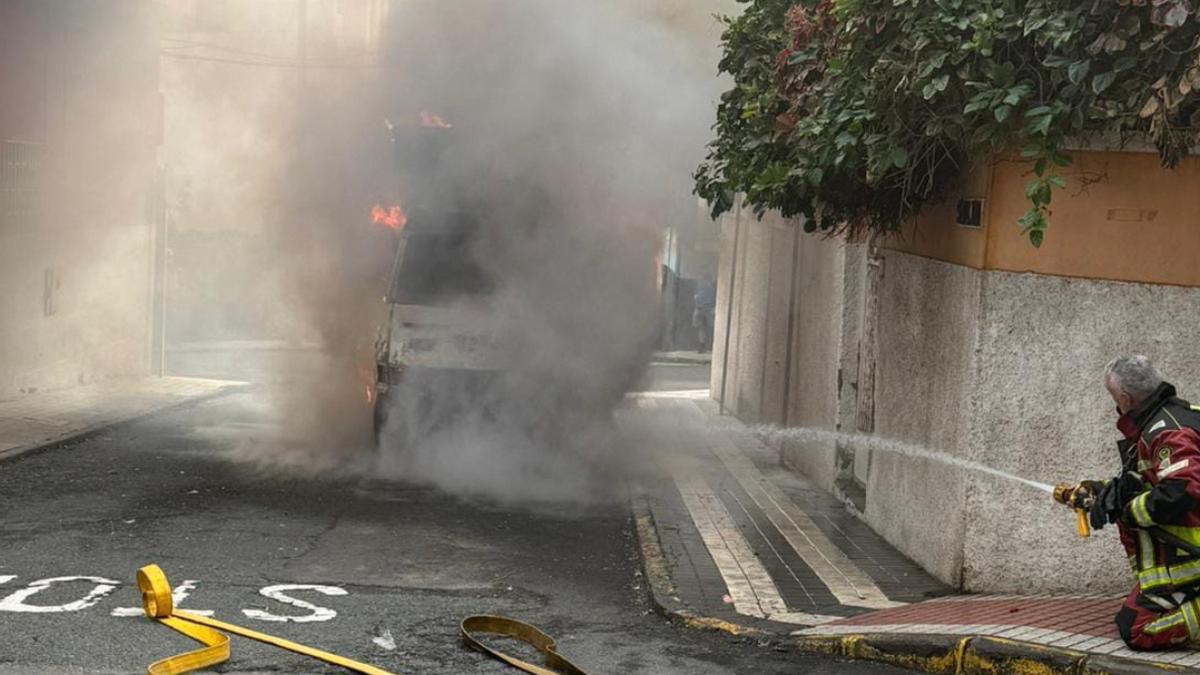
[695,0,1200,245]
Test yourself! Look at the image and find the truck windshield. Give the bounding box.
[388,232,492,306]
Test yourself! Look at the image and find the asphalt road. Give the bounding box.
[0,372,909,673]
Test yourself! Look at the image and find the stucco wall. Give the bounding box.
[760,218,798,425]
[779,233,847,490]
[0,1,158,399]
[885,150,1200,288]
[863,251,981,586]
[860,252,1200,593]
[729,215,770,421]
[711,212,736,401]
[958,270,1200,593]
[709,193,1200,592]
[713,210,800,424]
[985,152,1200,286]
[0,227,152,397]
[866,147,1200,590]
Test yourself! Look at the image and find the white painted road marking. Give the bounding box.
[111,579,214,617]
[676,476,839,625]
[0,575,345,622]
[242,584,347,622]
[0,576,120,613]
[687,400,902,610]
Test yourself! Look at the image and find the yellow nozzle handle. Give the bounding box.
[1075,509,1091,538]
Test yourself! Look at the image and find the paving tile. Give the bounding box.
[1171,651,1200,667]
[1087,639,1127,655]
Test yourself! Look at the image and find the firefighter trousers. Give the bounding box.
[1116,585,1200,650]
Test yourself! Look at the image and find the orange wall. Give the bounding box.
[885,162,990,269]
[885,150,1200,288]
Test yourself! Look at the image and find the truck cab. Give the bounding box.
[372,210,501,437]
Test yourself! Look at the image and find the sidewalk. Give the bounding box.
[651,350,713,365]
[619,391,1197,673]
[0,376,245,462]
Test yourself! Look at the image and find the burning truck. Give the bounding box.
[367,108,651,473]
[369,113,505,437]
[371,207,504,436]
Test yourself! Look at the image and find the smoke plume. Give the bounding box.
[178,0,733,503]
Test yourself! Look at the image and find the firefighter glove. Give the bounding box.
[1090,479,1122,530]
[1090,473,1144,530]
[1075,480,1105,509]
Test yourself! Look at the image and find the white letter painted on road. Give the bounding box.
[0,576,16,586]
[0,576,120,613]
[242,584,346,623]
[112,579,214,617]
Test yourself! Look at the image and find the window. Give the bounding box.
[388,230,492,306]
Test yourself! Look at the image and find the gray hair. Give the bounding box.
[1105,355,1164,404]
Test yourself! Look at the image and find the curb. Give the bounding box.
[630,493,1190,674]
[791,634,1189,674]
[630,493,770,640]
[0,382,248,465]
[649,353,713,366]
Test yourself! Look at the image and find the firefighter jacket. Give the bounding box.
[1114,382,1200,596]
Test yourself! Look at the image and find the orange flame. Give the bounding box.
[371,203,407,230]
[418,111,452,128]
[359,365,375,407]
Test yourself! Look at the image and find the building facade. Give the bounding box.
[712,148,1200,593]
[156,0,391,346]
[0,1,163,399]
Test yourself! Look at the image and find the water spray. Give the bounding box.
[750,426,1105,538]
[754,425,1057,494]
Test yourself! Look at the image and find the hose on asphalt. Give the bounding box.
[136,564,590,675]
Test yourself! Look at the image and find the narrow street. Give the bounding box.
[0,363,909,674]
[10,0,1200,672]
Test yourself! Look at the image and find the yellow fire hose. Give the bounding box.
[137,564,590,675]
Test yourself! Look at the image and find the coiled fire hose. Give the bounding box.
[137,564,590,675]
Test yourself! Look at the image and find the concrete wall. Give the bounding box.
[959,270,1200,592]
[711,147,1200,592]
[0,1,160,399]
[710,212,736,400]
[730,214,769,420]
[715,238,1200,592]
[779,233,847,490]
[864,251,982,586]
[760,221,796,425]
[709,203,849,487]
[866,253,1200,593]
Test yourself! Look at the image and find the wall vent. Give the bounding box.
[956,198,983,228]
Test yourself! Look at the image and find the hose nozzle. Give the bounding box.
[1053,483,1092,538]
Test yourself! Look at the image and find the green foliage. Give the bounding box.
[695,0,1200,244]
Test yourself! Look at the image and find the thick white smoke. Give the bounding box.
[368,0,730,503]
[167,0,735,502]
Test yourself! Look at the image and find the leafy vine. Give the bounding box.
[695,0,1200,245]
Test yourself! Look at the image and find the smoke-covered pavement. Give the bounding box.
[0,377,912,674]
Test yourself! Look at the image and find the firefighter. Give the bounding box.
[1083,355,1200,650]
